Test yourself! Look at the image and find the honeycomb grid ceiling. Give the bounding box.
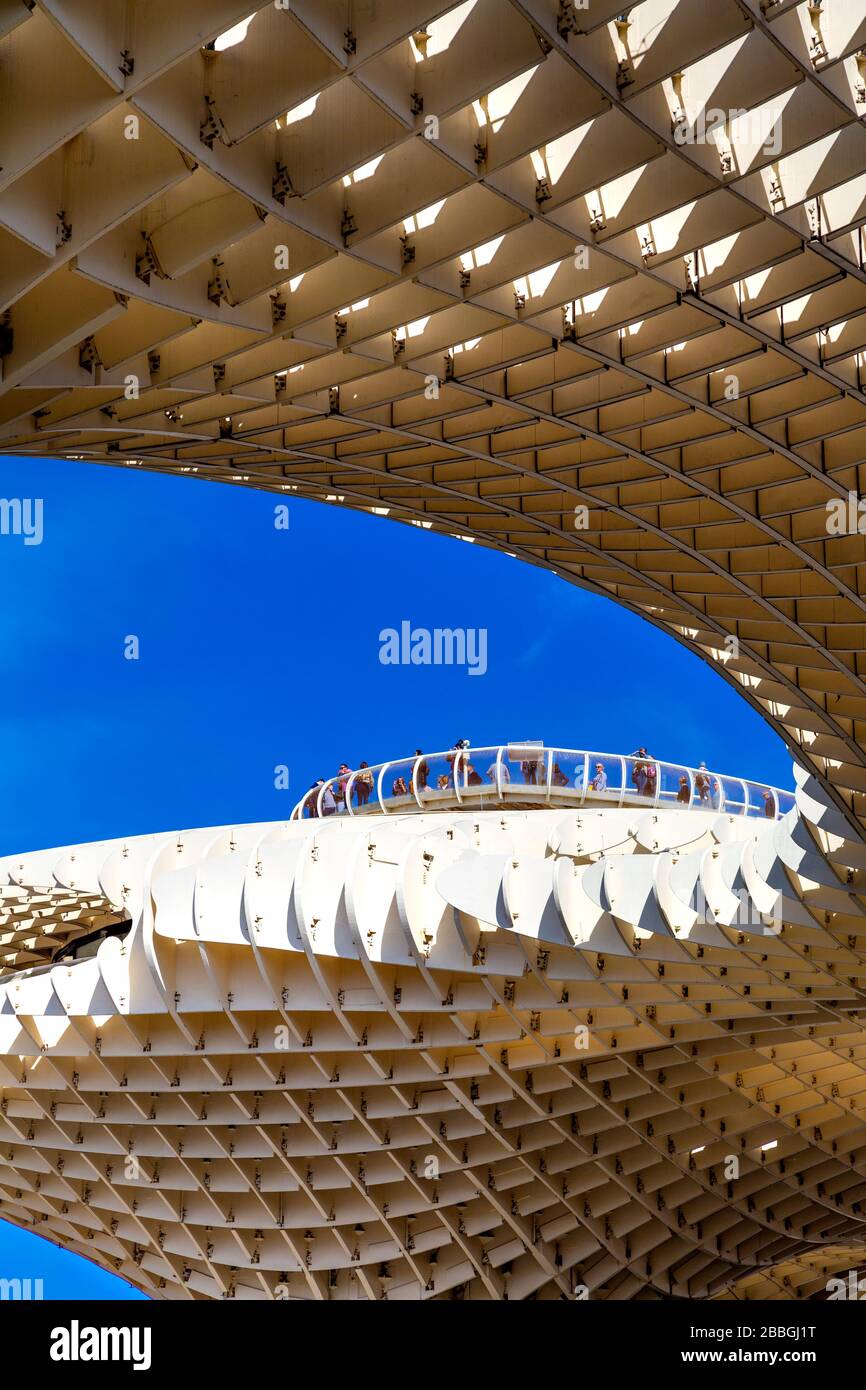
[2,0,866,824]
[4,774,866,1302]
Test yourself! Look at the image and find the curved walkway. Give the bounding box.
[293,743,795,822]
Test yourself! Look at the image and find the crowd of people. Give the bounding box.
[304,743,464,816]
[302,742,778,818]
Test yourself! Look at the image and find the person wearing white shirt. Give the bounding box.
[591,762,607,792]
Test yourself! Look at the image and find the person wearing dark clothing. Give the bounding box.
[355,761,373,806]
[336,763,351,805]
[694,764,711,806]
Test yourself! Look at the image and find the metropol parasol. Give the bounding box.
[2,0,866,1301]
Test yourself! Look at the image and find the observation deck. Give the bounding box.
[291,743,795,822]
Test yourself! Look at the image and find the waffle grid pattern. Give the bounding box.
[2,766,866,1298]
[3,1,866,814]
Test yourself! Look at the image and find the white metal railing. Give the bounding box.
[290,744,796,824]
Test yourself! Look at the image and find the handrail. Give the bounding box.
[291,745,795,824]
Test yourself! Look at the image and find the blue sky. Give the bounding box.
[0,453,793,1296]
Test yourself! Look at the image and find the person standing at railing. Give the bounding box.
[415,750,430,791]
[590,762,607,792]
[763,788,776,818]
[521,757,537,785]
[677,775,690,803]
[487,758,509,784]
[355,761,373,806]
[631,750,652,796]
[695,762,711,806]
[630,748,652,797]
[552,762,569,787]
[336,763,351,806]
[632,759,646,795]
